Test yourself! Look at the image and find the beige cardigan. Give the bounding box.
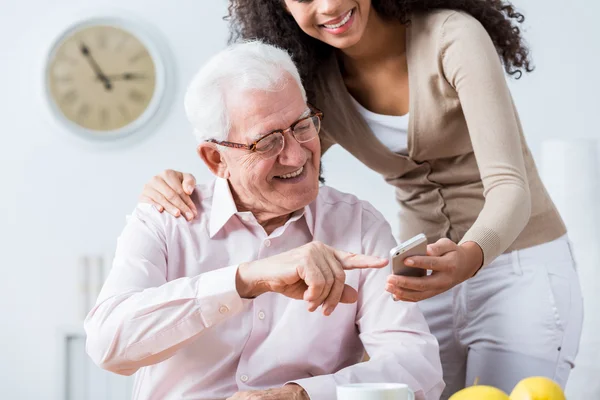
[314,10,566,266]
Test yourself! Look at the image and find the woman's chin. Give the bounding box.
[321,33,362,50]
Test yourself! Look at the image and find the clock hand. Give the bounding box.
[95,72,148,81]
[79,42,112,91]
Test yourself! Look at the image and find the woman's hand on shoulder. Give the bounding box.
[139,169,198,221]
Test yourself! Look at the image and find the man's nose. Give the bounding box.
[278,131,307,165]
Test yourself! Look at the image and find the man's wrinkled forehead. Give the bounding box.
[247,107,312,142]
[227,90,310,142]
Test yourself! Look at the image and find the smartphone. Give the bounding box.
[390,233,428,277]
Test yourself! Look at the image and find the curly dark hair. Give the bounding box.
[226,0,533,87]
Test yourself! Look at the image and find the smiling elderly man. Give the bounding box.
[84,41,444,400]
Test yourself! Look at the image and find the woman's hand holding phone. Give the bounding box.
[386,236,484,302]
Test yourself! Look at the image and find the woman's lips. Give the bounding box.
[320,9,355,35]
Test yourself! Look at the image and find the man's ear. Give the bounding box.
[197,143,230,179]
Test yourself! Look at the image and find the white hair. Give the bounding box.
[184,41,307,143]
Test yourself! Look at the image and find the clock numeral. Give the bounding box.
[129,50,148,64]
[100,108,110,126]
[61,89,78,105]
[97,33,107,49]
[114,35,129,52]
[56,53,78,66]
[54,75,74,83]
[129,89,146,103]
[118,104,130,120]
[76,103,91,122]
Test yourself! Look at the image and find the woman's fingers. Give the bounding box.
[150,176,195,220]
[386,273,448,292]
[388,287,436,302]
[141,187,183,217]
[181,172,197,195]
[404,255,443,271]
[386,269,453,302]
[427,238,456,257]
[138,195,164,213]
[404,238,458,270]
[162,171,198,217]
[385,277,439,302]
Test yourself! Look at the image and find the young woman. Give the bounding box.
[139,1,583,397]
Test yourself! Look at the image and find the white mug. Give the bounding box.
[336,383,415,400]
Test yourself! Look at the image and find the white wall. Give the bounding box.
[1,1,230,398]
[1,1,598,399]
[508,0,600,153]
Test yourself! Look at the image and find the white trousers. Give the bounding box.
[418,235,583,399]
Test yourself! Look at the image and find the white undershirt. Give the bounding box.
[350,96,409,155]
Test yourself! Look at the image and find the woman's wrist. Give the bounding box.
[460,241,484,277]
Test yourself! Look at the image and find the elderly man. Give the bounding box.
[85,41,444,400]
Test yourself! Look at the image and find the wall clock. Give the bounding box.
[45,17,168,141]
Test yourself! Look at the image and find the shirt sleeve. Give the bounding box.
[84,204,245,376]
[440,12,532,266]
[290,205,445,400]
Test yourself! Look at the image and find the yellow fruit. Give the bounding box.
[450,385,510,400]
[510,377,565,400]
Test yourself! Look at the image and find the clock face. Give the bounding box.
[47,23,159,135]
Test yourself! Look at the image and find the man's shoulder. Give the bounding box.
[130,181,216,227]
[313,186,395,260]
[315,186,386,223]
[191,180,217,208]
[316,185,365,206]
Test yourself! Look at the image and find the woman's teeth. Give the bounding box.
[323,9,353,29]
[277,167,304,179]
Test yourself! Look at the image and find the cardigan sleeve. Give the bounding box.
[439,12,532,266]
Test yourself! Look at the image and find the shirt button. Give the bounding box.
[240,374,249,382]
[219,306,229,314]
[264,239,271,247]
[258,311,266,320]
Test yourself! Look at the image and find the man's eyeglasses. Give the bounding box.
[207,105,323,159]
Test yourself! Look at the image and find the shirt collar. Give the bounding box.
[302,201,316,237]
[209,178,239,238]
[209,177,316,239]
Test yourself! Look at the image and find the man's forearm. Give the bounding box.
[85,265,244,375]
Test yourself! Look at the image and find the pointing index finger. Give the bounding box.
[333,250,388,270]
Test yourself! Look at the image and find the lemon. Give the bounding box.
[449,385,510,400]
[509,377,565,400]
